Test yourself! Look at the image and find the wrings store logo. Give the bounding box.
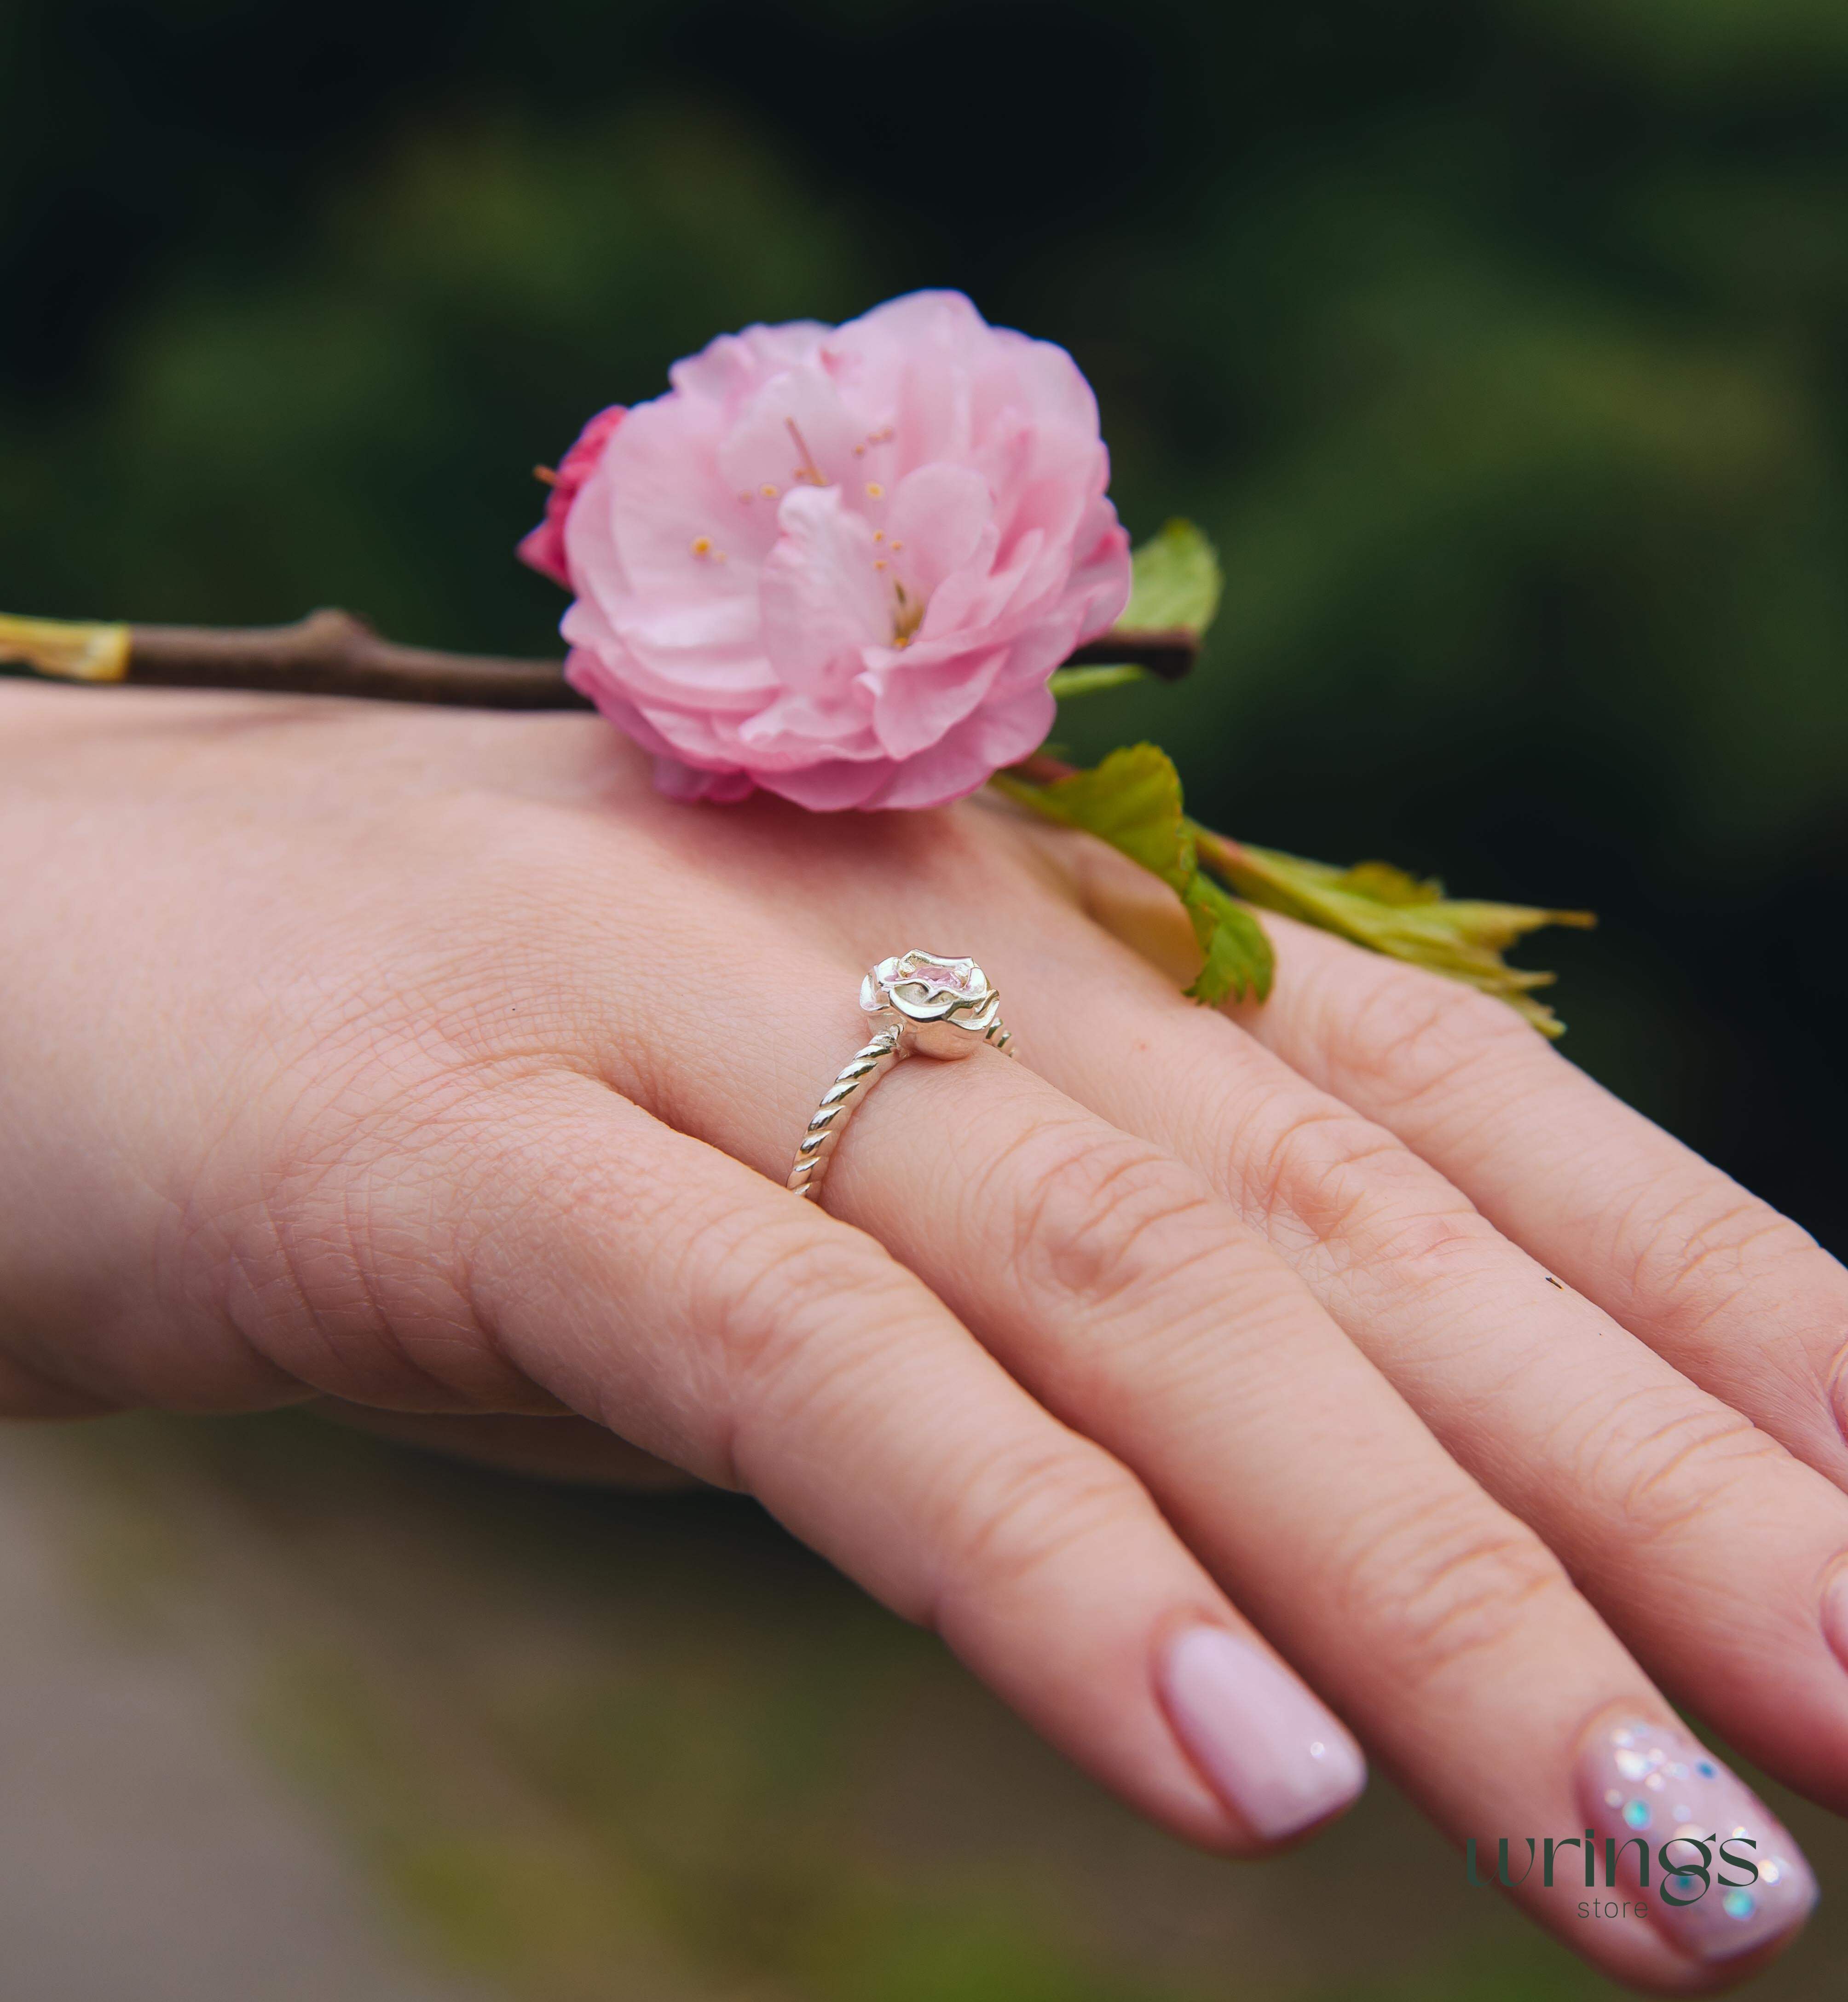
[1467,1830,1761,1921]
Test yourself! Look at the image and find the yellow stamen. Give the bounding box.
[785,418,826,486]
[890,579,925,645]
[533,464,560,487]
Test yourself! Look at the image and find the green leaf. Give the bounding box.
[1183,873,1277,1008]
[1328,858,1445,906]
[1191,831,1594,1036]
[1052,521,1225,701]
[1120,519,1224,636]
[1012,743,1192,891]
[994,741,1588,1033]
[993,744,1275,1006]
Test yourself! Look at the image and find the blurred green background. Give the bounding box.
[2,2,1846,1996]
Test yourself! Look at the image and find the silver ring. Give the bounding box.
[786,951,1015,1203]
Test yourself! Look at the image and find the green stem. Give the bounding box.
[1047,662,1146,699]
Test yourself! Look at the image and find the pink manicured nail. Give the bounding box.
[1576,1717,1817,1962]
[1158,1626,1366,1840]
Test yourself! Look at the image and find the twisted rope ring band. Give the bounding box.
[787,950,1014,1204]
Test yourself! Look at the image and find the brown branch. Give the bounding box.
[1057,629,1196,681]
[1007,751,1079,786]
[124,610,595,709]
[3,609,1199,707]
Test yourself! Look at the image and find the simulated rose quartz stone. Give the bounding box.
[903,958,978,995]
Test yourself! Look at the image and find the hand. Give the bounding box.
[4,683,1843,1990]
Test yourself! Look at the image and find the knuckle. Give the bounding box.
[1623,1182,1812,1341]
[1236,1099,1403,1240]
[1333,961,1535,1105]
[333,794,639,1072]
[1338,1487,1571,1690]
[694,1205,907,1392]
[239,1080,517,1403]
[1347,1201,1491,1288]
[428,791,607,924]
[1578,1388,1790,1543]
[1234,1097,1488,1280]
[933,1435,1151,1615]
[980,1116,1226,1320]
[878,800,993,887]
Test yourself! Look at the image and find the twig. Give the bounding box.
[0,610,1198,708]
[1057,629,1195,681]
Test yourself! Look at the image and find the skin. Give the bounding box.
[4,681,1847,1990]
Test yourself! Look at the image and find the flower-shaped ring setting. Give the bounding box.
[787,952,1014,1202]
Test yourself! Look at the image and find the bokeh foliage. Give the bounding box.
[6,3,1844,1241]
[3,2,1845,1243]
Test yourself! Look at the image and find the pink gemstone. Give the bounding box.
[908,959,970,990]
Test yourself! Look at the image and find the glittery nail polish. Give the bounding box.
[1576,1717,1817,1961]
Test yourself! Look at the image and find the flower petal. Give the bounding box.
[518,405,626,589]
[861,642,1007,761]
[546,290,1132,809]
[715,365,863,502]
[885,462,994,602]
[668,321,831,405]
[758,484,889,692]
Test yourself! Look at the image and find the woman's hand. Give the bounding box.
[4,683,1844,1991]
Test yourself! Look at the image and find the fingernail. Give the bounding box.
[1576,1716,1817,1962]
[1158,1626,1366,1840]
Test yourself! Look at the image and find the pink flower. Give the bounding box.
[517,405,627,588]
[549,291,1131,809]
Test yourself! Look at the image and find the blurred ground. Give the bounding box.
[0,1433,480,2002]
[3,1409,1846,2002]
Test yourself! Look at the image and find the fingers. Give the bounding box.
[556,869,1777,1979]
[0,711,1357,1861]
[1228,911,1848,1491]
[385,1068,1360,1857]
[996,893,1848,1838]
[798,1037,1806,1981]
[524,837,1808,1977]
[0,1349,119,1420]
[306,1400,705,1487]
